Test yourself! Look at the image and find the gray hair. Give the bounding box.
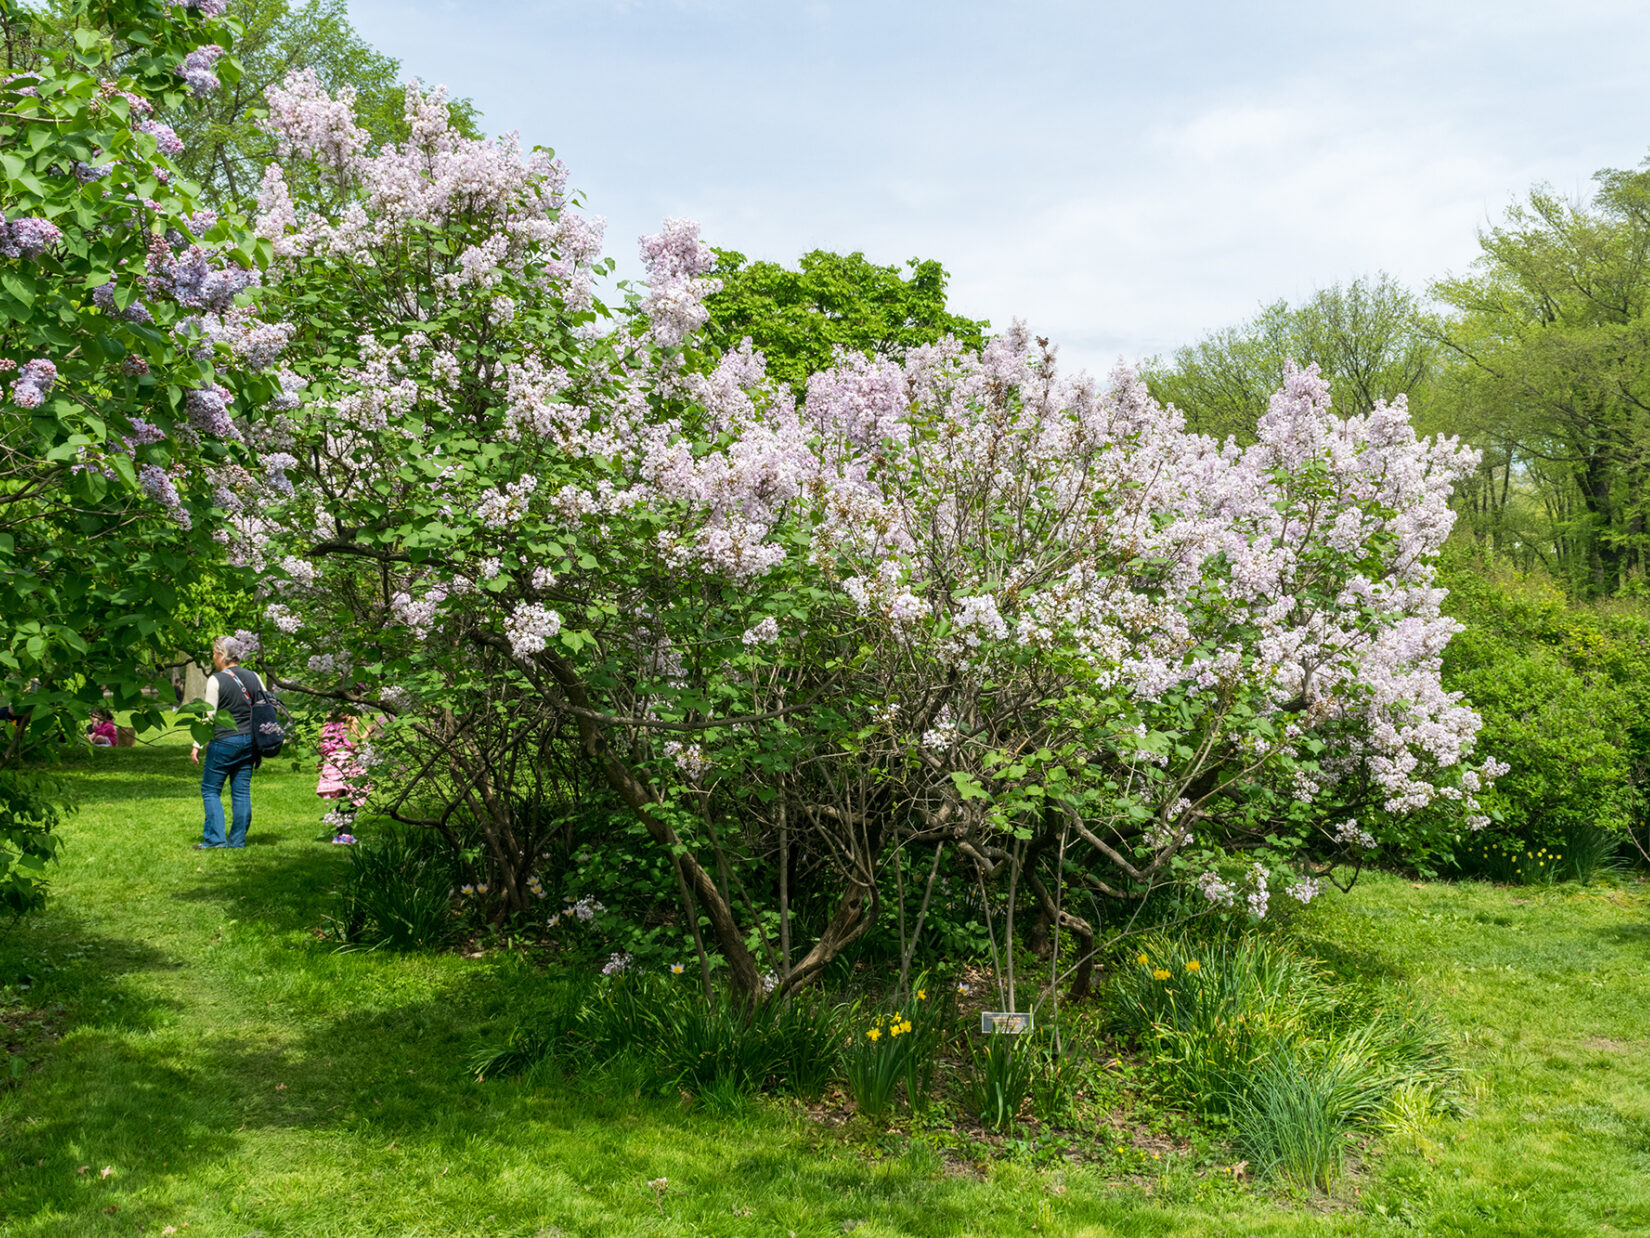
[212,634,243,662]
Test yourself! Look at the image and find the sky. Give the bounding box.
[347,0,1650,378]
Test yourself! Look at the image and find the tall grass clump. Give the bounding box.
[1109,930,1456,1190]
[330,827,459,950]
[473,974,847,1108]
[842,983,950,1120]
[965,1032,1038,1131]
[1564,821,1620,884]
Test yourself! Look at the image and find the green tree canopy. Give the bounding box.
[702,248,987,388]
[1147,274,1434,442]
[1431,160,1650,595]
[169,0,481,208]
[10,0,480,209]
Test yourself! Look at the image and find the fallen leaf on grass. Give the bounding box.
[76,1166,88,1175]
[163,1228,177,1235]
[100,1166,113,1178]
[274,1083,287,1091]
[105,1205,119,1214]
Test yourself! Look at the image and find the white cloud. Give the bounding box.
[347,0,1650,377]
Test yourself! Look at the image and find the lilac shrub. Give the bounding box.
[0,0,294,739]
[250,74,1497,996]
[0,0,294,919]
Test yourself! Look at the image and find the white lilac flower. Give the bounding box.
[1195,870,1237,908]
[1246,863,1270,920]
[504,601,561,657]
[1332,819,1377,850]
[663,740,708,781]
[1286,877,1323,904]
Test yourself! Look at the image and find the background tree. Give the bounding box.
[1431,162,1650,595]
[702,248,986,387]
[8,0,479,210]
[1147,274,1435,442]
[168,0,480,208]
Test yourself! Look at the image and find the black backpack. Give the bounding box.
[226,667,285,759]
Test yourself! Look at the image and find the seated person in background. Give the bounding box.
[88,709,118,747]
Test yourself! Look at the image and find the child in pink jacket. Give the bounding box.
[317,715,374,843]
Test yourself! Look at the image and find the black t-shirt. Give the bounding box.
[212,667,265,739]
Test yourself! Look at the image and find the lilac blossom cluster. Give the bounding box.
[0,215,62,260]
[1333,819,1377,850]
[548,895,604,927]
[176,44,226,94]
[137,119,184,157]
[1286,877,1323,904]
[504,602,562,657]
[184,383,240,440]
[257,71,602,314]
[146,234,259,314]
[165,0,228,19]
[92,281,153,324]
[139,464,190,529]
[8,359,55,409]
[637,217,721,352]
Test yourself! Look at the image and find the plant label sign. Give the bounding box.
[981,1011,1032,1035]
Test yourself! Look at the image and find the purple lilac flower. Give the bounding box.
[92,281,153,324]
[147,236,259,313]
[10,359,56,409]
[139,464,191,529]
[137,120,184,157]
[166,0,229,20]
[185,383,240,440]
[233,321,292,371]
[6,217,62,260]
[175,43,226,93]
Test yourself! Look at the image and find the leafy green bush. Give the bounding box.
[1233,1012,1459,1189]
[1440,562,1647,865]
[1451,838,1566,885]
[330,828,459,950]
[467,981,589,1082]
[0,770,64,926]
[842,1009,917,1121]
[646,987,789,1100]
[771,992,847,1102]
[1564,820,1621,884]
[1230,1047,1352,1190]
[841,982,952,1120]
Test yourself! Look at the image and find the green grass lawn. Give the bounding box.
[0,741,1647,1236]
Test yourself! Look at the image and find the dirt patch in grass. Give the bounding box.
[0,1000,62,1088]
[1582,1036,1634,1052]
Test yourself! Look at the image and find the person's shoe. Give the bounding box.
[193,842,219,850]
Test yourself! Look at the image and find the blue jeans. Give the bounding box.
[201,733,255,848]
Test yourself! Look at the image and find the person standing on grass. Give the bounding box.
[190,635,268,850]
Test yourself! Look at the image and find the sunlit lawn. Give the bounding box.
[0,739,1646,1236]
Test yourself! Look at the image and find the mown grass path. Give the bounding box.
[0,742,1646,1236]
